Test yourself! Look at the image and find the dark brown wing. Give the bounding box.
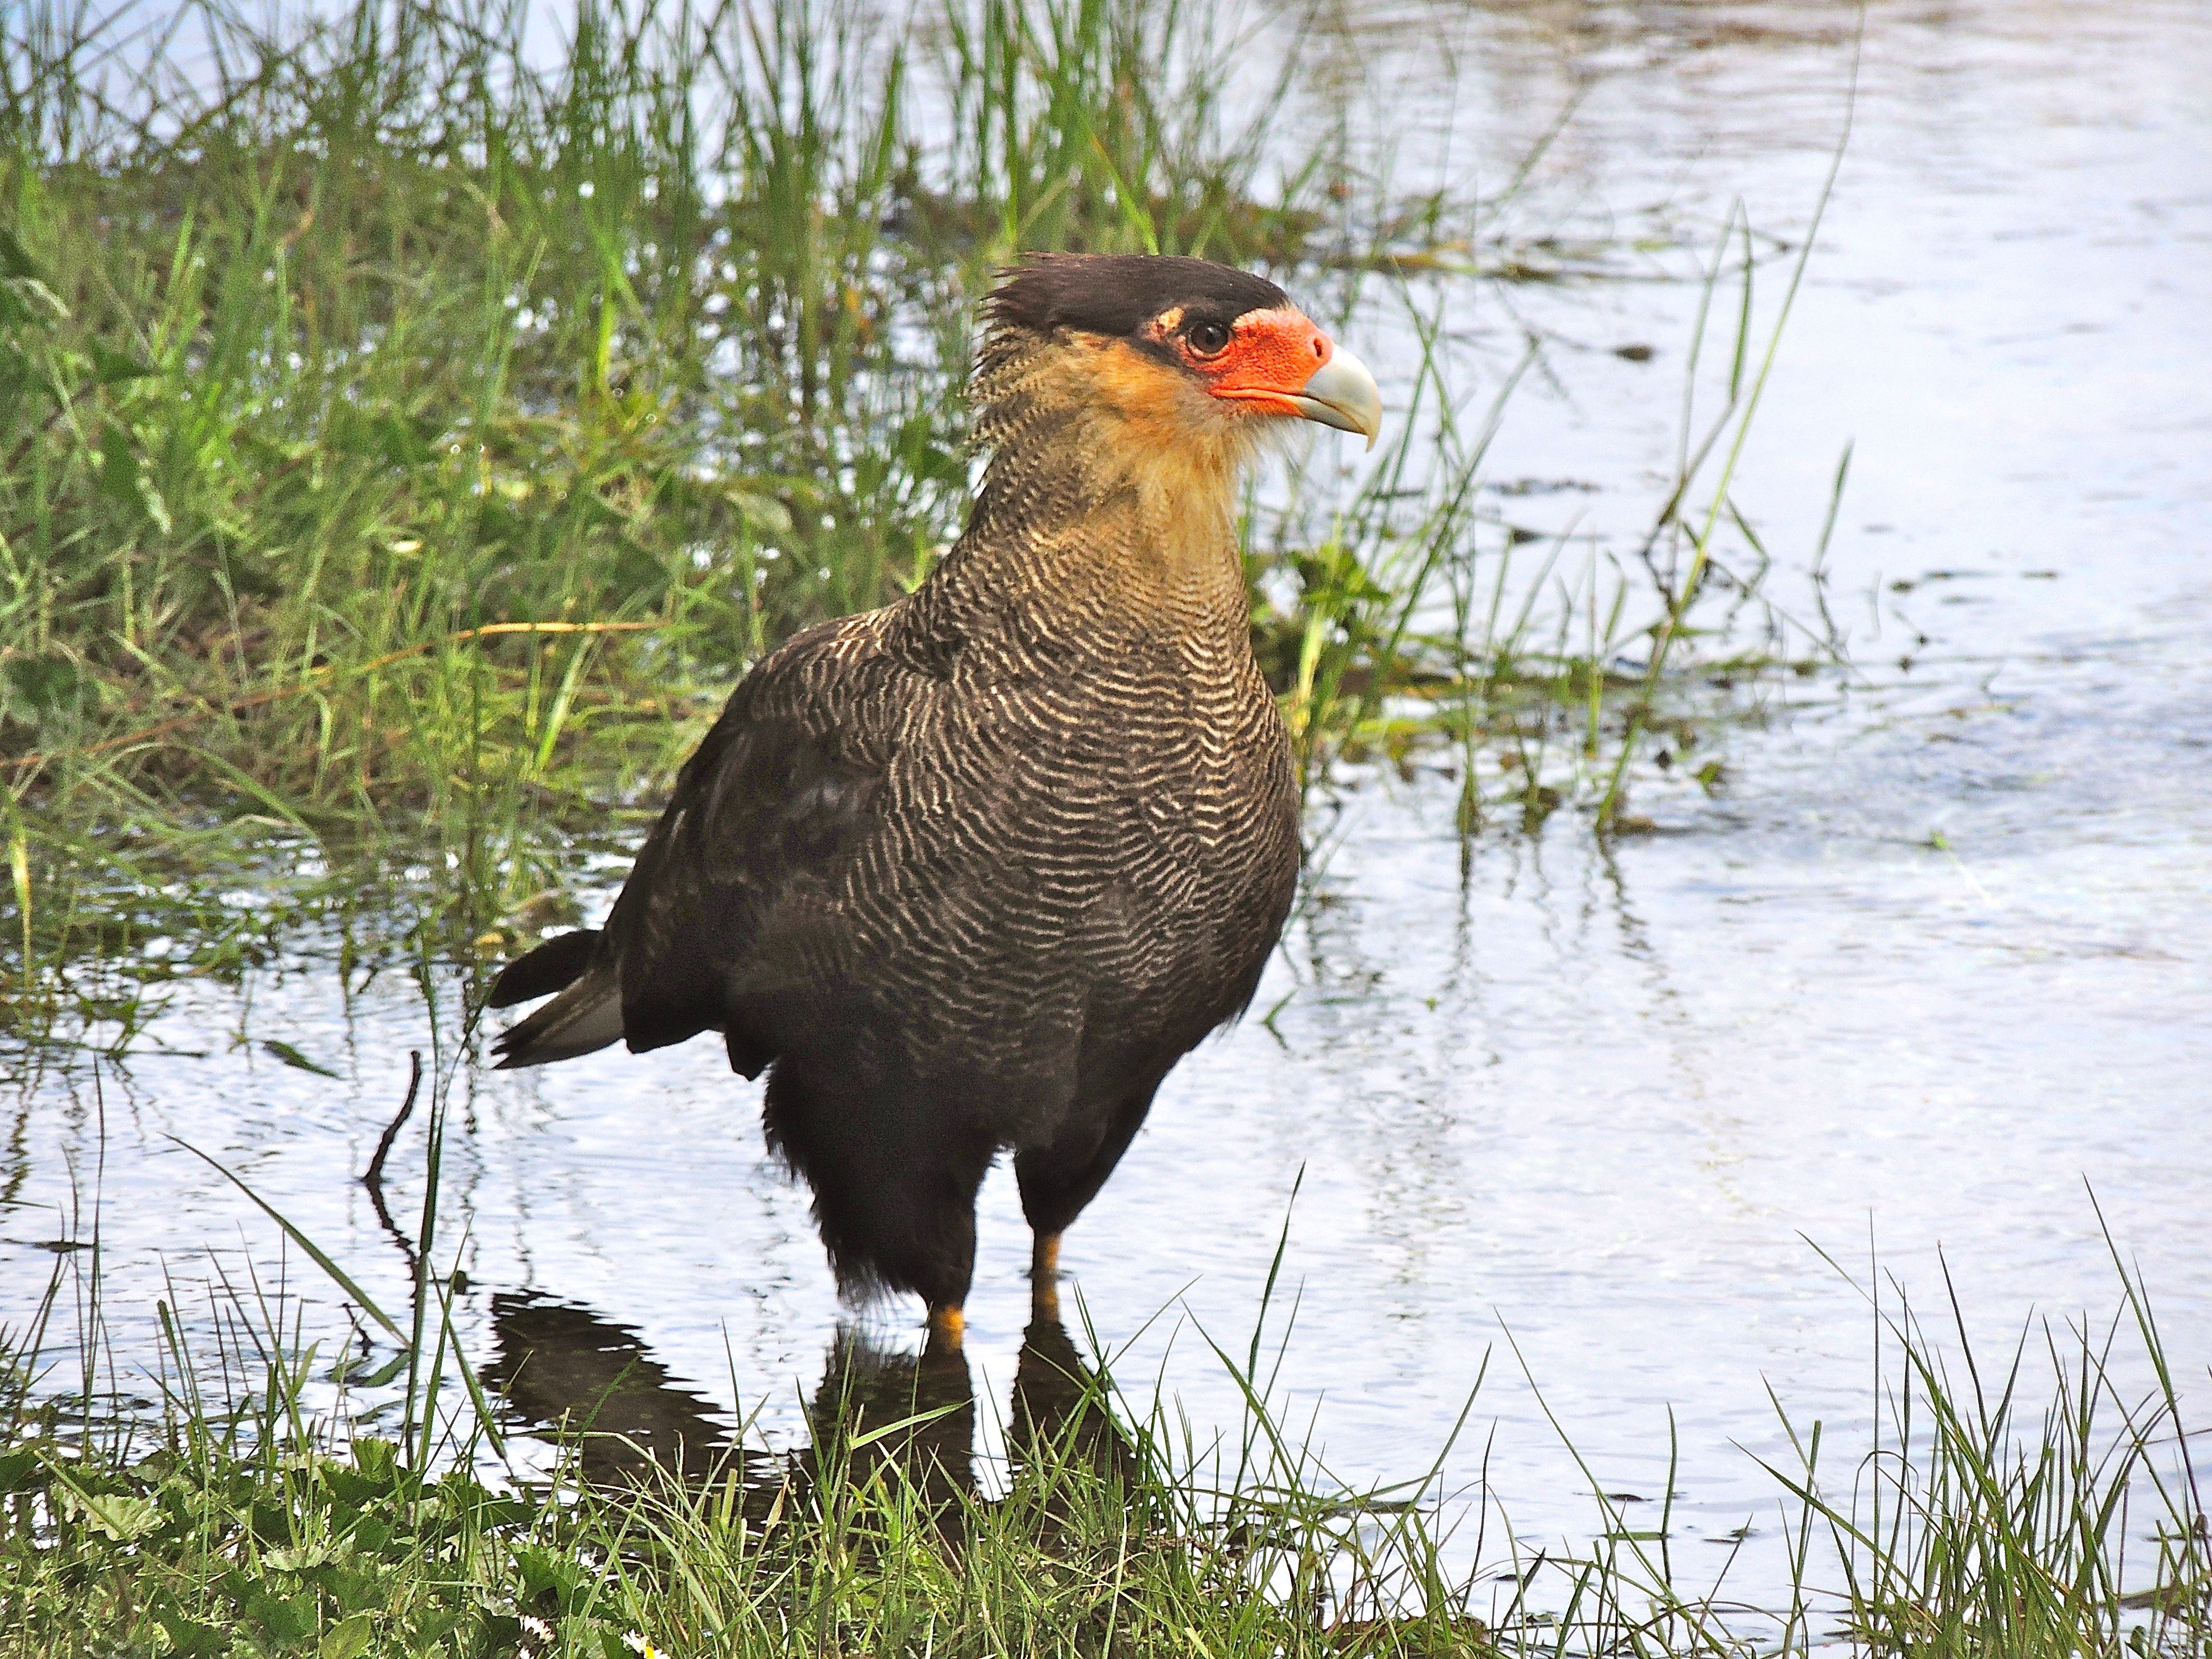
[599,617,894,1070]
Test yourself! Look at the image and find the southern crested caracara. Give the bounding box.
[488,253,1382,1348]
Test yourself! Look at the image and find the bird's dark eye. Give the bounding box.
[1185,320,1232,357]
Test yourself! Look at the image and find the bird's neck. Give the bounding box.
[915,369,1255,646]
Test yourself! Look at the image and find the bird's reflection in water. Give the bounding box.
[797,1327,977,1520]
[1007,1315,1132,1490]
[489,1295,1126,1520]
[486,1294,743,1488]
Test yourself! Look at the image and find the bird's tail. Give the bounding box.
[487,928,625,1069]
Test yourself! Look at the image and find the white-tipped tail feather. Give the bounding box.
[492,964,625,1069]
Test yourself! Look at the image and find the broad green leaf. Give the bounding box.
[320,1613,375,1659]
[89,340,158,385]
[60,1487,163,1541]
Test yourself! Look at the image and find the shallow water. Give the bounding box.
[8,0,2210,1627]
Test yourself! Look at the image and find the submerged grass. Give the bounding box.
[2,0,1824,1056]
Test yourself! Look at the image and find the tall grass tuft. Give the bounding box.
[1757,1230,2211,1656]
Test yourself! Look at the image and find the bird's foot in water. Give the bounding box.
[925,1304,965,1355]
[1031,1233,1062,1321]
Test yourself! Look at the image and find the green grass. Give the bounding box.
[0,0,1826,1058]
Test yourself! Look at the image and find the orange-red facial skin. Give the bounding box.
[1146,306,1336,416]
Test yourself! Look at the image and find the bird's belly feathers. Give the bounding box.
[806,685,1295,1131]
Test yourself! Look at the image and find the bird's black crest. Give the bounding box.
[984,253,1291,342]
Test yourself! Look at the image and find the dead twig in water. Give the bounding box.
[362,1050,424,1258]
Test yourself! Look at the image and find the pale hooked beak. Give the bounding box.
[1289,343,1383,450]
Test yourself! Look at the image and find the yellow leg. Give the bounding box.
[926,1303,965,1354]
[1031,1232,1062,1320]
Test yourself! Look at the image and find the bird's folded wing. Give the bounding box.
[601,622,893,1061]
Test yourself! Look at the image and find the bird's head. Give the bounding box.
[974,254,1383,470]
